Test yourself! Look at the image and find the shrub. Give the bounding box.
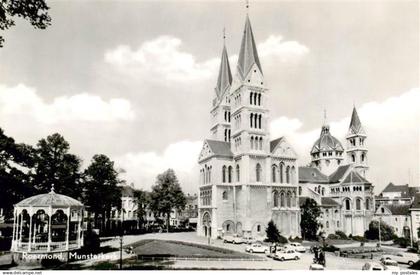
[327,234,339,240]
[394,237,410,248]
[322,244,339,252]
[335,231,348,240]
[365,220,395,241]
[352,235,367,242]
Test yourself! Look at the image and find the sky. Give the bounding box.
[0,0,418,195]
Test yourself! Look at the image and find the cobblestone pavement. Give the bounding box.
[99,232,411,270]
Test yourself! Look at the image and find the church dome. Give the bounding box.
[15,186,83,208]
[311,125,344,154]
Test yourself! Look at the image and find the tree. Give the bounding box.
[365,220,396,241]
[149,169,186,233]
[32,133,82,199]
[300,198,321,240]
[0,0,51,47]
[133,189,150,230]
[82,154,122,232]
[265,220,287,243]
[0,128,35,216]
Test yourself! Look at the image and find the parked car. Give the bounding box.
[285,242,306,253]
[242,236,256,244]
[266,244,286,258]
[380,259,400,271]
[245,242,269,253]
[362,262,385,271]
[381,253,420,266]
[223,234,244,244]
[274,249,301,261]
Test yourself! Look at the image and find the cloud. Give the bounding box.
[270,87,420,191]
[104,34,309,84]
[0,84,135,124]
[115,140,203,193]
[115,87,419,195]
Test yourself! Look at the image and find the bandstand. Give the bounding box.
[11,185,85,263]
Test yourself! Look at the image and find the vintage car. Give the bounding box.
[274,248,302,261]
[245,242,269,253]
[381,253,420,266]
[223,234,244,244]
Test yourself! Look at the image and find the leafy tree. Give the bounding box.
[265,220,287,243]
[82,154,122,232]
[365,220,396,241]
[133,189,150,230]
[0,128,35,216]
[0,0,51,47]
[32,133,82,199]
[149,169,186,233]
[300,198,321,240]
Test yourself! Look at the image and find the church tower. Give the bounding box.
[230,14,269,158]
[210,38,233,142]
[346,106,368,177]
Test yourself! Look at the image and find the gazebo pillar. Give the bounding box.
[18,212,23,247]
[11,209,16,246]
[47,206,52,252]
[65,208,70,250]
[77,210,82,247]
[28,207,33,252]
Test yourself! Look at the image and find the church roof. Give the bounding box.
[205,139,233,158]
[270,137,285,152]
[215,44,232,98]
[298,167,329,183]
[348,106,365,135]
[341,170,369,184]
[382,182,409,194]
[237,15,262,80]
[329,164,352,183]
[321,197,340,207]
[410,193,420,209]
[311,125,344,154]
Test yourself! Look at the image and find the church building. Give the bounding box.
[197,13,300,239]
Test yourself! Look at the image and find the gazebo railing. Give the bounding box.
[15,241,80,252]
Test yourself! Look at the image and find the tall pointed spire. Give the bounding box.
[349,106,364,135]
[215,31,232,98]
[237,14,262,80]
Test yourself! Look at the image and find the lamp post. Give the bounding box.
[119,209,125,270]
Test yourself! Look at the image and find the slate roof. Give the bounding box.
[385,205,411,215]
[311,125,344,154]
[270,137,284,152]
[411,193,420,209]
[382,183,409,194]
[298,167,329,183]
[215,44,232,98]
[329,164,352,183]
[237,15,262,80]
[342,170,369,184]
[321,197,340,206]
[348,106,365,135]
[206,139,233,158]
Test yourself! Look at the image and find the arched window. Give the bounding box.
[298,186,302,196]
[321,187,325,196]
[279,163,284,183]
[250,113,253,128]
[226,224,231,232]
[222,191,228,200]
[250,92,253,104]
[222,166,226,183]
[257,224,261,232]
[345,199,351,210]
[361,153,365,162]
[228,166,233,183]
[256,163,262,182]
[259,137,263,150]
[272,165,277,183]
[286,192,291,207]
[250,136,254,149]
[291,166,296,184]
[280,192,285,207]
[254,114,258,129]
[258,94,261,106]
[365,198,370,210]
[352,154,356,162]
[326,221,329,229]
[318,185,321,194]
[236,165,240,182]
[273,191,279,207]
[258,114,262,129]
[286,166,290,183]
[356,198,361,210]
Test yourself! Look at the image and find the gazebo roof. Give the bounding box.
[15,186,83,208]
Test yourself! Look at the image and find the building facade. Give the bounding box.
[197,14,300,240]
